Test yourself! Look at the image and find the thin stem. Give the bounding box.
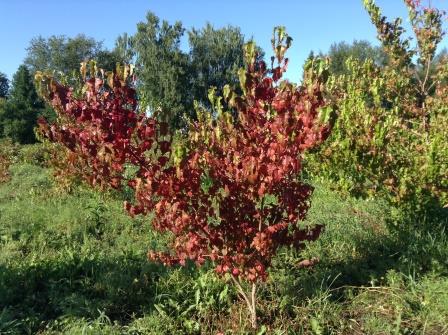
[426,79,437,94]
[251,283,257,329]
[414,67,424,89]
[231,275,252,311]
[418,57,432,133]
[421,57,432,96]
[259,197,264,232]
[231,275,258,329]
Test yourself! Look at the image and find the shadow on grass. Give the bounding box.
[0,254,168,333]
[273,206,448,306]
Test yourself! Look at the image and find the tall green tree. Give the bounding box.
[0,72,8,99]
[133,12,191,127]
[188,23,246,109]
[133,12,262,128]
[0,65,43,143]
[114,33,135,65]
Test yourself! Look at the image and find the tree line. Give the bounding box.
[0,10,391,144]
[0,12,248,142]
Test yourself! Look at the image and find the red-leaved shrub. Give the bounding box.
[36,28,333,328]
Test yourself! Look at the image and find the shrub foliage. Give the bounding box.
[306,0,448,210]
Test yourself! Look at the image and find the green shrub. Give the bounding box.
[17,143,53,167]
[0,139,19,183]
[306,0,448,212]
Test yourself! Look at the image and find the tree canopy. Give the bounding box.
[188,23,246,109]
[133,12,191,127]
[133,12,263,128]
[24,34,126,78]
[0,65,44,143]
[324,40,386,75]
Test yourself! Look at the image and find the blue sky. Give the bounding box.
[1,0,447,82]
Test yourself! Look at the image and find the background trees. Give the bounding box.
[3,12,261,142]
[113,33,135,65]
[133,12,191,127]
[0,72,8,99]
[24,34,123,77]
[188,23,246,109]
[133,12,262,128]
[324,40,386,75]
[0,65,44,143]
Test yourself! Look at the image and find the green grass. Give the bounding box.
[0,146,447,334]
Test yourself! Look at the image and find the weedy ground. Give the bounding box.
[0,144,447,334]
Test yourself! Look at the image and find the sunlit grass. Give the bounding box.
[0,146,447,334]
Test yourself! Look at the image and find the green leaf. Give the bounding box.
[238,68,247,95]
[310,317,323,335]
[200,172,213,194]
[80,62,87,80]
[244,41,256,66]
[223,84,231,100]
[256,325,267,335]
[208,86,217,105]
[154,303,167,316]
[218,285,228,302]
[195,288,200,306]
[318,105,334,124]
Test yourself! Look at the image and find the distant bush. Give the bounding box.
[0,140,55,184]
[0,139,18,183]
[17,143,52,167]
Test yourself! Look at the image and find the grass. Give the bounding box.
[0,144,447,334]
